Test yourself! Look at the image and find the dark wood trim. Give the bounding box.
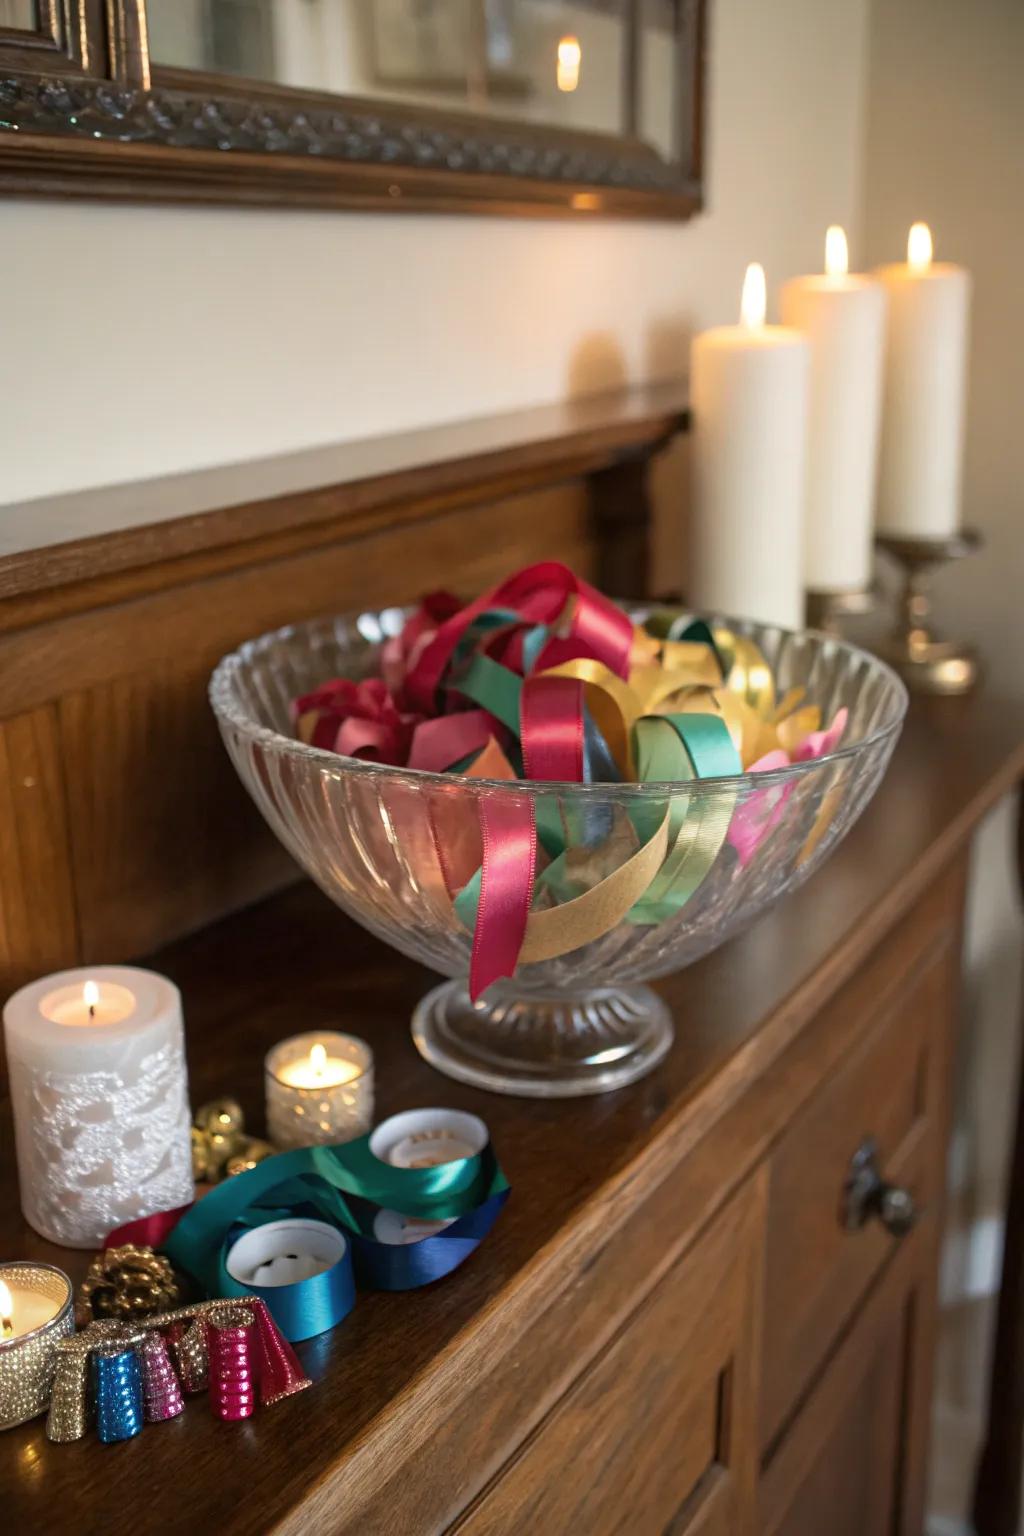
[0,0,706,217]
[0,383,689,614]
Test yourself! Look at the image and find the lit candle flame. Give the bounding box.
[83,980,99,1017]
[740,263,767,330]
[557,35,581,92]
[310,1043,327,1078]
[825,225,849,278]
[0,1279,13,1338]
[908,222,933,272]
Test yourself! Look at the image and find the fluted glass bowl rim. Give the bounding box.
[209,607,908,797]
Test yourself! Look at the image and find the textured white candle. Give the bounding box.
[690,264,810,629]
[3,967,193,1248]
[875,224,971,538]
[780,228,887,592]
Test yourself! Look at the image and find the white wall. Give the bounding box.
[3,0,871,507]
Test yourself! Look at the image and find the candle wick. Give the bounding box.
[88,1003,95,1019]
[1,1317,12,1339]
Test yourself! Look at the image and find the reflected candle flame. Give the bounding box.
[908,222,933,272]
[557,35,581,92]
[825,225,849,278]
[740,263,767,330]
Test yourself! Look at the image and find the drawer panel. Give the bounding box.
[455,1174,764,1536]
[760,951,949,1449]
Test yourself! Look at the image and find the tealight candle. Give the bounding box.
[265,1031,374,1149]
[0,1263,74,1430]
[3,967,194,1248]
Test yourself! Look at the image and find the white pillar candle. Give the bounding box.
[689,263,810,629]
[780,227,887,593]
[3,967,193,1248]
[265,1031,374,1149]
[875,223,972,539]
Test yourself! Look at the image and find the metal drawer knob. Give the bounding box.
[841,1137,918,1236]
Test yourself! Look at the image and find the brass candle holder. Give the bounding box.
[805,586,876,638]
[874,529,982,695]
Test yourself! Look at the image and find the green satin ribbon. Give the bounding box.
[164,1137,508,1299]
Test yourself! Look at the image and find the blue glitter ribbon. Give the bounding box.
[93,1346,143,1443]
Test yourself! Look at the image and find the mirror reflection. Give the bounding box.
[147,1,684,159]
[0,0,38,27]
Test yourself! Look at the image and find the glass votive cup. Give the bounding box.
[0,1262,74,1430]
[265,1031,374,1150]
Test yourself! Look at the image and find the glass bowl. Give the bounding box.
[210,608,907,1098]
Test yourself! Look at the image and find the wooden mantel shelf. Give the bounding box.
[0,381,688,610]
[2,691,1023,1534]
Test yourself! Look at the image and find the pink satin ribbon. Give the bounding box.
[470,796,537,1000]
[408,710,495,773]
[468,676,585,997]
[406,561,633,712]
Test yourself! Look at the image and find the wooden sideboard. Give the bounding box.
[1,695,1022,1535]
[0,387,1021,1533]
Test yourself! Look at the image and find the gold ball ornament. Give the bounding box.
[194,1097,246,1171]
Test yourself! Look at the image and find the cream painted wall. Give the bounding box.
[861,4,1024,1521]
[3,0,870,509]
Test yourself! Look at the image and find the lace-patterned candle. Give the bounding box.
[3,968,193,1248]
[265,1032,373,1149]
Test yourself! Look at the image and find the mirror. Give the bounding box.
[0,0,703,217]
[148,0,689,164]
[0,1,37,25]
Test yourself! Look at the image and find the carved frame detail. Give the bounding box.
[0,0,705,218]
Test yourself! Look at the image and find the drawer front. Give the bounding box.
[760,949,951,1449]
[455,1173,764,1536]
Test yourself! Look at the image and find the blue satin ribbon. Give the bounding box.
[163,1135,509,1342]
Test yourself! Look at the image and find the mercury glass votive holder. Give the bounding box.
[0,1262,74,1430]
[265,1031,374,1150]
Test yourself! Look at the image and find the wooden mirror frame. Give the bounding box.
[0,0,704,217]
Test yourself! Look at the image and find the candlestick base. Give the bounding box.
[805,586,876,638]
[874,530,982,695]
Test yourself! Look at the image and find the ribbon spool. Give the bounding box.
[224,1219,354,1343]
[161,1111,510,1338]
[369,1109,488,1169]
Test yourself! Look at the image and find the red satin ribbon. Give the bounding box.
[470,796,537,1000]
[106,1204,193,1250]
[406,562,633,712]
[521,675,585,783]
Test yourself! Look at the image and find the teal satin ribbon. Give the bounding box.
[221,1220,356,1342]
[163,1137,509,1341]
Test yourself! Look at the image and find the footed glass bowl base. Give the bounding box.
[411,979,674,1098]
